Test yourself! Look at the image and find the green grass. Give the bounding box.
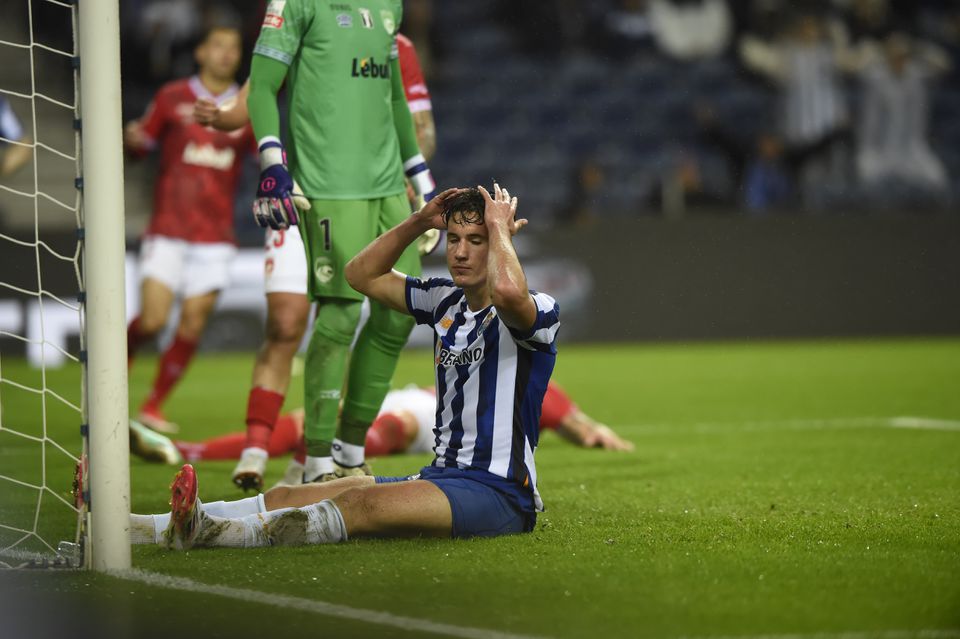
[2,338,959,638]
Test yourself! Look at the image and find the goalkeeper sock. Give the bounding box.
[245,387,285,451]
[364,413,408,457]
[340,301,414,450]
[195,501,347,548]
[331,436,366,468]
[304,300,361,458]
[142,335,198,412]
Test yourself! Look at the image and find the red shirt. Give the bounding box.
[397,34,431,114]
[138,77,255,244]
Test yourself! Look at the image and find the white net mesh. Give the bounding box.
[0,0,86,569]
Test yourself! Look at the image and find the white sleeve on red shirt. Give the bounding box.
[397,33,432,114]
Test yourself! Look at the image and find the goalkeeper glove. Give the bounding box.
[404,153,440,255]
[253,138,310,229]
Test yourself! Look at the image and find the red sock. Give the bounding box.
[293,436,307,465]
[540,382,577,430]
[267,414,303,457]
[364,413,407,457]
[142,335,197,413]
[127,317,149,367]
[245,387,285,450]
[175,433,245,461]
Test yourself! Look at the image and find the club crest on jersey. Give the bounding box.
[358,7,373,29]
[380,9,395,33]
[478,311,496,335]
[314,256,334,285]
[336,13,352,27]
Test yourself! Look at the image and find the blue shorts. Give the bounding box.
[375,474,535,538]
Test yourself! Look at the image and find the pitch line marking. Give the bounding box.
[116,569,552,639]
[683,630,960,639]
[617,416,960,435]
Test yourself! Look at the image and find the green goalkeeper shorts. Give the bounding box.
[298,192,421,301]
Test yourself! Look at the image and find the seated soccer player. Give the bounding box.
[130,184,561,547]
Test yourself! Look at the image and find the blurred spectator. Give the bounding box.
[740,12,859,207]
[740,13,853,148]
[0,97,31,178]
[855,33,952,203]
[649,0,733,60]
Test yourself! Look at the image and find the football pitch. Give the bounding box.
[1,338,959,638]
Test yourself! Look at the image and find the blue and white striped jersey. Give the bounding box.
[0,97,24,147]
[405,276,560,512]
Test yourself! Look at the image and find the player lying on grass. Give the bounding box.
[129,381,634,469]
[130,184,560,547]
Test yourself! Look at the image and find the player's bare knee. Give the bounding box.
[137,313,167,336]
[266,307,307,346]
[332,486,378,528]
[263,485,293,510]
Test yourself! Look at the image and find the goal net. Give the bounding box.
[0,0,130,571]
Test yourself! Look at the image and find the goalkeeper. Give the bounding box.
[247,0,436,483]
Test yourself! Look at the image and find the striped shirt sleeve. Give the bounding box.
[405,276,456,326]
[509,291,560,354]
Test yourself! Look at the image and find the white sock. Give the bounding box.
[202,494,266,519]
[304,455,334,481]
[193,500,347,548]
[129,496,266,546]
[130,514,159,544]
[331,438,365,467]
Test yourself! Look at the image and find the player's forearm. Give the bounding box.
[413,110,436,161]
[247,55,287,142]
[486,221,529,310]
[390,57,421,162]
[346,216,428,293]
[215,83,250,131]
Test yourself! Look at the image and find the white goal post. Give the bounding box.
[78,0,131,571]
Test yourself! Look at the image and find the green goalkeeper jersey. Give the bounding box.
[253,0,405,199]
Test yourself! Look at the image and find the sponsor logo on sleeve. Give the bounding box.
[358,7,373,28]
[263,0,286,28]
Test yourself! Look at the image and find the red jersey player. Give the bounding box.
[125,26,255,433]
[192,33,438,490]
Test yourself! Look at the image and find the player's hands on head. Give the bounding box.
[478,182,528,236]
[413,187,460,230]
[193,98,220,127]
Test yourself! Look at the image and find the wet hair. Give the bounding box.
[441,188,485,226]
